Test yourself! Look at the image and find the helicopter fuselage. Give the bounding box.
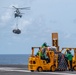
[14,13,22,18]
[14,9,22,18]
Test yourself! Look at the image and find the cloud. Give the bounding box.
[0,4,18,27]
[1,11,12,22]
[18,19,31,30]
[12,19,31,31]
[0,6,13,22]
[0,8,12,27]
[64,33,71,39]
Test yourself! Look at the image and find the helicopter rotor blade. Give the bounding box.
[3,6,30,10]
[17,7,30,10]
[12,6,17,9]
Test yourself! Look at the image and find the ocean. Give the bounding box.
[0,54,30,65]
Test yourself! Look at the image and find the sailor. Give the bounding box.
[66,49,73,71]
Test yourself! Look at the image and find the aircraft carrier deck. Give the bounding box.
[0,65,76,75]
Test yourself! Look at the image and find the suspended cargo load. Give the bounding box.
[58,53,67,70]
[13,29,21,34]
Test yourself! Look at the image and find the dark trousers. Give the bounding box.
[70,60,73,71]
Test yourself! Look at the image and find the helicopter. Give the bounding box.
[13,6,30,18]
[12,6,30,34]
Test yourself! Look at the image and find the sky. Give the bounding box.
[0,0,76,54]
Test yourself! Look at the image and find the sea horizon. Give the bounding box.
[0,54,30,65]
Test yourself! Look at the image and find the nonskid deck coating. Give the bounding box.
[0,65,76,75]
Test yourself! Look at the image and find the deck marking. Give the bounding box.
[41,71,76,75]
[0,67,76,75]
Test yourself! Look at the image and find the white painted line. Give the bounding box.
[0,67,75,75]
[0,67,27,70]
[0,69,30,72]
[0,67,30,72]
[41,72,76,75]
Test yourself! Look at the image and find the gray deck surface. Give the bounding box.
[0,65,76,75]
